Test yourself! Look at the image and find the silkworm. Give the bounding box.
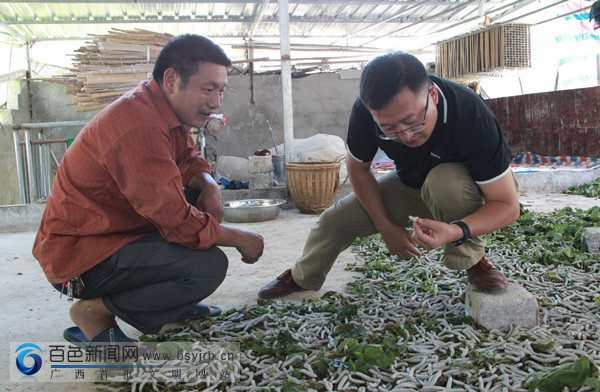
[121,230,600,392]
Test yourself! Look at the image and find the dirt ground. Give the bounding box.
[1,189,599,391]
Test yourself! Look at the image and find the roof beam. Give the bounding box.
[31,33,411,41]
[0,0,477,4]
[492,0,569,25]
[0,19,28,41]
[534,3,592,26]
[426,0,526,38]
[489,0,550,24]
[248,0,269,39]
[330,1,425,44]
[2,15,475,25]
[362,0,476,46]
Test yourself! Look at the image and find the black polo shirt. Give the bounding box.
[346,75,512,189]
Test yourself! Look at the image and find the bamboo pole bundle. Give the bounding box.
[48,28,173,112]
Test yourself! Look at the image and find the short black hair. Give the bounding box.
[359,52,429,110]
[590,0,600,27]
[152,34,232,85]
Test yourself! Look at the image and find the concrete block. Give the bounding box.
[465,282,539,330]
[247,155,273,174]
[582,227,600,254]
[249,172,273,190]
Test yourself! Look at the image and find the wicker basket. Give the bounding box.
[285,161,344,214]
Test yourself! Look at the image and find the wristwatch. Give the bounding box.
[450,220,472,246]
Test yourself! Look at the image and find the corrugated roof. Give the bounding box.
[0,0,593,71]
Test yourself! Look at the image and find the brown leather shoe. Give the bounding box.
[259,269,306,299]
[466,257,508,292]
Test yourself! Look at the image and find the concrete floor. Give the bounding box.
[1,208,359,392]
[2,171,600,391]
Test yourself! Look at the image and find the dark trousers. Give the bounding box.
[52,188,228,334]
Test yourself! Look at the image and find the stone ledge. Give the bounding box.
[0,203,46,233]
[514,167,600,192]
[465,282,539,330]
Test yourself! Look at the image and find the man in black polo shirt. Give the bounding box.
[260,52,520,299]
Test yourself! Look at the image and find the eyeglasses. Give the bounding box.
[376,89,431,141]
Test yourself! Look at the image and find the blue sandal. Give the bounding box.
[63,325,137,347]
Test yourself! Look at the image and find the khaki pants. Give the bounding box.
[291,163,492,291]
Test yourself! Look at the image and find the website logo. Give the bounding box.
[11,341,240,384]
[15,343,43,375]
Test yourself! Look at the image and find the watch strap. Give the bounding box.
[450,220,472,246]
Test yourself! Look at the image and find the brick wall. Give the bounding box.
[486,86,600,157]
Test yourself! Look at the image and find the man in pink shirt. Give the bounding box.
[33,34,264,345]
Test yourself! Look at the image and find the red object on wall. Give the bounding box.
[486,86,600,158]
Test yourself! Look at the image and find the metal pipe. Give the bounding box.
[12,130,26,204]
[45,144,52,196]
[249,40,255,104]
[49,147,61,171]
[25,139,69,145]
[36,132,62,171]
[6,37,13,100]
[25,42,33,120]
[10,122,84,203]
[38,131,52,198]
[11,120,88,129]
[278,0,294,165]
[36,138,45,200]
[23,129,37,203]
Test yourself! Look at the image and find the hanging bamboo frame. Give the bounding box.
[436,24,531,80]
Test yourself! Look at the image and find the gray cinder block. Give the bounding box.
[582,227,600,254]
[247,155,273,174]
[249,172,273,190]
[465,282,539,330]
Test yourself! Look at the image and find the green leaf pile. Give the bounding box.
[564,177,600,198]
[527,357,600,392]
[488,205,600,271]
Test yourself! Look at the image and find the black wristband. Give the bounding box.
[450,220,472,246]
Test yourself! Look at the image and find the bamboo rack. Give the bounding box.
[436,24,530,80]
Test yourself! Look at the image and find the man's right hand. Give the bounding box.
[235,230,264,264]
[215,225,264,264]
[379,222,422,259]
[347,155,421,259]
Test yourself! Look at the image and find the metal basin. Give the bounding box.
[223,199,286,223]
